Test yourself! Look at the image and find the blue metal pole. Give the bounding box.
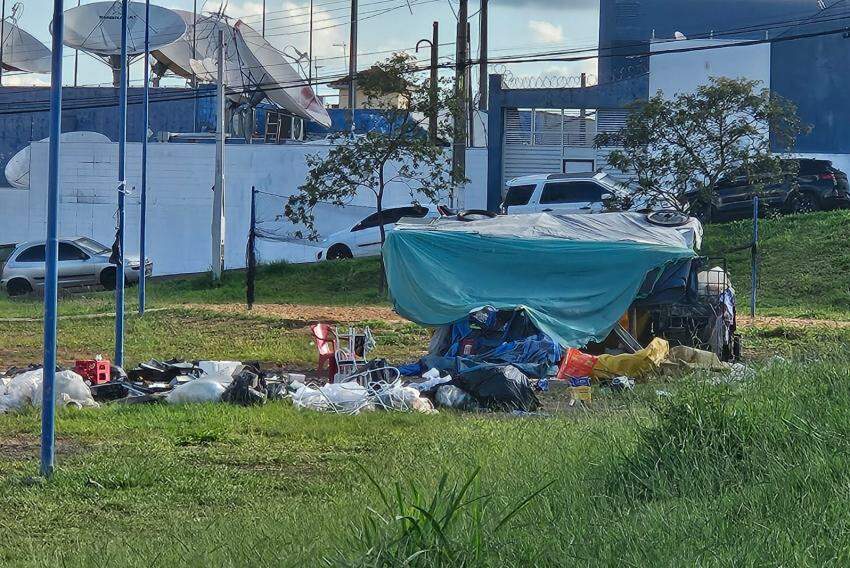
[750,196,759,318]
[115,0,128,365]
[40,0,65,478]
[139,0,150,316]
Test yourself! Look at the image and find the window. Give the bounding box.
[540,181,604,204]
[59,242,89,261]
[798,159,831,176]
[16,245,45,263]
[504,184,536,206]
[353,206,428,231]
[74,237,110,255]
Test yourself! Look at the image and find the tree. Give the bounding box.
[595,77,809,216]
[284,53,463,289]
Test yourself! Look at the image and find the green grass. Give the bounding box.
[0,259,387,319]
[703,210,850,319]
[3,350,850,565]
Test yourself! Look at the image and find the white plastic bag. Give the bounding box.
[435,384,476,410]
[0,369,97,413]
[166,379,226,404]
[410,371,452,394]
[375,384,436,413]
[198,361,242,385]
[292,382,372,413]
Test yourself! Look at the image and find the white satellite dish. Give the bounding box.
[233,20,331,127]
[673,31,687,40]
[149,8,195,79]
[0,3,51,73]
[58,1,186,56]
[5,132,111,189]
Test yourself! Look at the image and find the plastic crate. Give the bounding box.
[74,359,111,385]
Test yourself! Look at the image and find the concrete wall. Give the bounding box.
[0,142,487,275]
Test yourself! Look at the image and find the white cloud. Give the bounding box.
[528,20,564,44]
[2,74,50,87]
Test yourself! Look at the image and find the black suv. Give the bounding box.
[688,159,850,222]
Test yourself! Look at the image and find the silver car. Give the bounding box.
[1,237,152,296]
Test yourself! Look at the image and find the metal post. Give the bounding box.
[347,0,357,131]
[114,0,129,366]
[40,0,65,479]
[0,0,6,87]
[139,0,150,316]
[73,0,81,86]
[416,23,439,144]
[452,0,468,193]
[750,196,759,318]
[308,0,313,86]
[478,0,487,110]
[466,21,473,146]
[211,29,226,281]
[262,0,266,36]
[192,0,198,130]
[246,186,256,310]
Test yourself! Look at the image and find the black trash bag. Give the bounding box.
[450,364,540,412]
[222,367,267,406]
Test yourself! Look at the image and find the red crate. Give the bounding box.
[74,359,111,385]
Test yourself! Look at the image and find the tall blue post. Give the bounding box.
[139,0,150,316]
[40,0,65,478]
[115,0,128,365]
[750,196,759,318]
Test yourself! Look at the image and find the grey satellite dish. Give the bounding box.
[233,20,331,127]
[0,3,51,73]
[5,132,111,189]
[60,1,186,56]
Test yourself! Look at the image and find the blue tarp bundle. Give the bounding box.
[384,213,698,348]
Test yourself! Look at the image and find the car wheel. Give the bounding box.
[326,244,353,260]
[6,279,32,297]
[100,267,117,290]
[791,192,819,214]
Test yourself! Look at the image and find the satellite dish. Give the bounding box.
[0,3,51,73]
[58,1,186,56]
[233,20,331,127]
[149,8,195,79]
[5,132,111,189]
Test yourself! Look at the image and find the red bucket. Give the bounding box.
[557,348,598,380]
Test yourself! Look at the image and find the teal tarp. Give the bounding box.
[384,229,696,348]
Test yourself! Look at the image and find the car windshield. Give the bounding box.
[595,176,623,193]
[74,237,110,255]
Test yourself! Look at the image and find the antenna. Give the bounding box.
[1,2,52,74]
[233,19,331,127]
[56,1,186,85]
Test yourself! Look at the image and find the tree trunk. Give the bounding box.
[377,168,387,296]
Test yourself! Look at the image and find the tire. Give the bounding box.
[100,267,117,290]
[6,279,32,297]
[326,244,353,260]
[790,192,820,215]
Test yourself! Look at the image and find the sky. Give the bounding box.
[2,0,600,102]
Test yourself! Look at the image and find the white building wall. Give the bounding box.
[1,142,487,276]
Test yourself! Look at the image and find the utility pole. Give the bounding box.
[211,29,226,281]
[139,0,151,315]
[453,0,468,196]
[41,0,66,479]
[348,0,357,132]
[114,0,129,367]
[478,0,488,109]
[308,0,314,86]
[467,21,473,146]
[73,0,81,86]
[0,0,6,87]
[416,22,439,144]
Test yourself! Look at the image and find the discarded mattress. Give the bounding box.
[384,212,697,347]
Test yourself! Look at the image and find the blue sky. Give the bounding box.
[4,0,599,101]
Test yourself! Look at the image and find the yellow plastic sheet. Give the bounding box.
[592,337,670,380]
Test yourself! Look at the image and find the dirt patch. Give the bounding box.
[0,435,88,462]
[189,303,405,323]
[739,316,850,329]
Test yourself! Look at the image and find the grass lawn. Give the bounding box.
[2,349,850,566]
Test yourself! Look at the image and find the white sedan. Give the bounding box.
[317,205,439,260]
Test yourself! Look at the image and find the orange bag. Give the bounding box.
[557,348,598,379]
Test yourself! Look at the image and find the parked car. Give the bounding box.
[687,158,850,222]
[500,172,639,215]
[1,237,152,296]
[317,205,441,260]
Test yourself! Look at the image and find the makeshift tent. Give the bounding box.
[383,212,699,348]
